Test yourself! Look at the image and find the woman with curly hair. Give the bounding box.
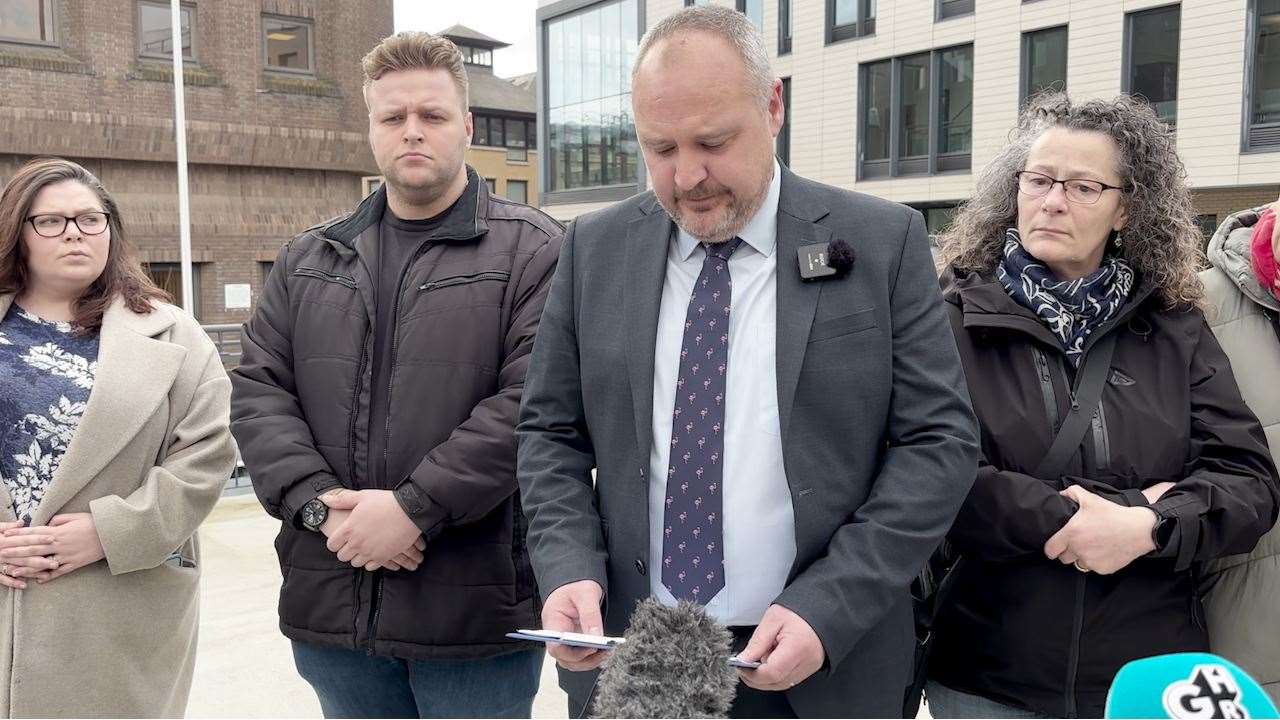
[925,94,1280,718]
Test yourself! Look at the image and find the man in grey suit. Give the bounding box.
[516,6,979,718]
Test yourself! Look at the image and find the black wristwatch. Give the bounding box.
[301,497,329,532]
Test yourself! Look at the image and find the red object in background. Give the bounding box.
[1252,208,1279,300]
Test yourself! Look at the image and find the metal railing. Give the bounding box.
[204,323,243,367]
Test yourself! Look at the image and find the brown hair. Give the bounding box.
[0,157,170,332]
[361,31,469,109]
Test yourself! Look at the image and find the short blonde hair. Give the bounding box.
[361,31,469,109]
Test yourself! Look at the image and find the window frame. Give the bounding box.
[936,0,974,22]
[136,0,197,62]
[538,0,647,207]
[857,43,974,180]
[735,0,763,29]
[1243,0,1280,152]
[778,0,791,55]
[0,0,57,47]
[777,76,791,166]
[143,262,202,321]
[506,180,529,204]
[262,13,315,76]
[1020,24,1068,107]
[361,176,384,196]
[827,0,875,45]
[1121,3,1181,126]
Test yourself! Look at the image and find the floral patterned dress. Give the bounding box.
[0,305,99,523]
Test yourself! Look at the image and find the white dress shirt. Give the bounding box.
[647,161,796,626]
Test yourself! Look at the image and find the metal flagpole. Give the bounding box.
[170,0,194,315]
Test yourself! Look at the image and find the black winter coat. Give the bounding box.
[230,170,563,659]
[929,267,1279,718]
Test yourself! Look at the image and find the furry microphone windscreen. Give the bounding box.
[591,599,739,719]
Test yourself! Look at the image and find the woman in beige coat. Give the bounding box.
[0,157,236,716]
[1201,196,1280,703]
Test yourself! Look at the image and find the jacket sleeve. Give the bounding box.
[392,231,564,541]
[772,210,981,671]
[90,325,238,574]
[1146,317,1280,571]
[515,221,609,599]
[947,456,1079,561]
[230,244,342,525]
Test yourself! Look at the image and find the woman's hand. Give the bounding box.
[3,513,105,584]
[1044,485,1158,574]
[1141,481,1177,505]
[0,520,57,590]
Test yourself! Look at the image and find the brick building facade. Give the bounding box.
[0,0,393,323]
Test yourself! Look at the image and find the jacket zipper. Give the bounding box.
[366,241,437,651]
[1031,346,1060,432]
[294,266,358,289]
[418,270,509,291]
[1089,403,1111,473]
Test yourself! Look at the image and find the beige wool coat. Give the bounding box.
[0,294,236,718]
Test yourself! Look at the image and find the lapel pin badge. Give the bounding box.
[798,239,855,282]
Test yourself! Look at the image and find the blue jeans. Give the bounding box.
[292,641,543,719]
[925,680,1053,719]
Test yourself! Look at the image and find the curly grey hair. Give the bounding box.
[632,4,774,111]
[936,93,1205,308]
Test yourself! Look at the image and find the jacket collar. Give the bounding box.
[1208,206,1280,313]
[311,165,489,257]
[943,265,1159,352]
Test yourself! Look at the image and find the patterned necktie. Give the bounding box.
[661,238,740,603]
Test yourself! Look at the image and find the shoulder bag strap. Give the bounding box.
[1033,331,1118,480]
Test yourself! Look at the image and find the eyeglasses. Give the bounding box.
[1014,171,1128,206]
[25,211,111,238]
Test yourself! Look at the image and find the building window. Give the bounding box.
[684,0,710,5]
[506,180,528,204]
[138,1,194,60]
[361,176,383,196]
[860,59,892,177]
[736,0,763,29]
[461,46,492,67]
[506,117,529,162]
[485,178,496,193]
[1246,0,1280,151]
[0,0,55,45]
[1124,5,1180,125]
[263,15,313,74]
[473,114,536,161]
[828,0,875,43]
[910,203,961,237]
[1022,25,1067,105]
[1195,214,1219,243]
[545,0,640,195]
[778,0,791,55]
[777,77,791,167]
[859,45,973,179]
[260,261,275,285]
[937,0,974,21]
[144,262,201,320]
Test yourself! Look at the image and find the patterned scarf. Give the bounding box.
[996,228,1135,366]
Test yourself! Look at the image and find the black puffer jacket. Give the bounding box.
[929,267,1279,717]
[230,169,563,659]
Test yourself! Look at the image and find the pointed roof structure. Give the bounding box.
[438,24,510,50]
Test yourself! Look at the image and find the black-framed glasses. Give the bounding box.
[1014,171,1128,206]
[25,211,111,238]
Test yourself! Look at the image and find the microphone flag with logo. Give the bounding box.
[1106,652,1279,719]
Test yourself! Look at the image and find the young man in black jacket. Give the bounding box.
[230,32,563,718]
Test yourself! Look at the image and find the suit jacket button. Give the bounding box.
[635,559,647,576]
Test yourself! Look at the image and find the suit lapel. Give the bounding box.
[33,299,186,525]
[774,171,831,442]
[623,201,675,470]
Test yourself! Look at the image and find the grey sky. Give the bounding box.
[394,0,539,79]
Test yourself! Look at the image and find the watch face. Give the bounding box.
[303,500,327,529]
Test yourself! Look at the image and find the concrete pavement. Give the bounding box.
[187,492,568,718]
